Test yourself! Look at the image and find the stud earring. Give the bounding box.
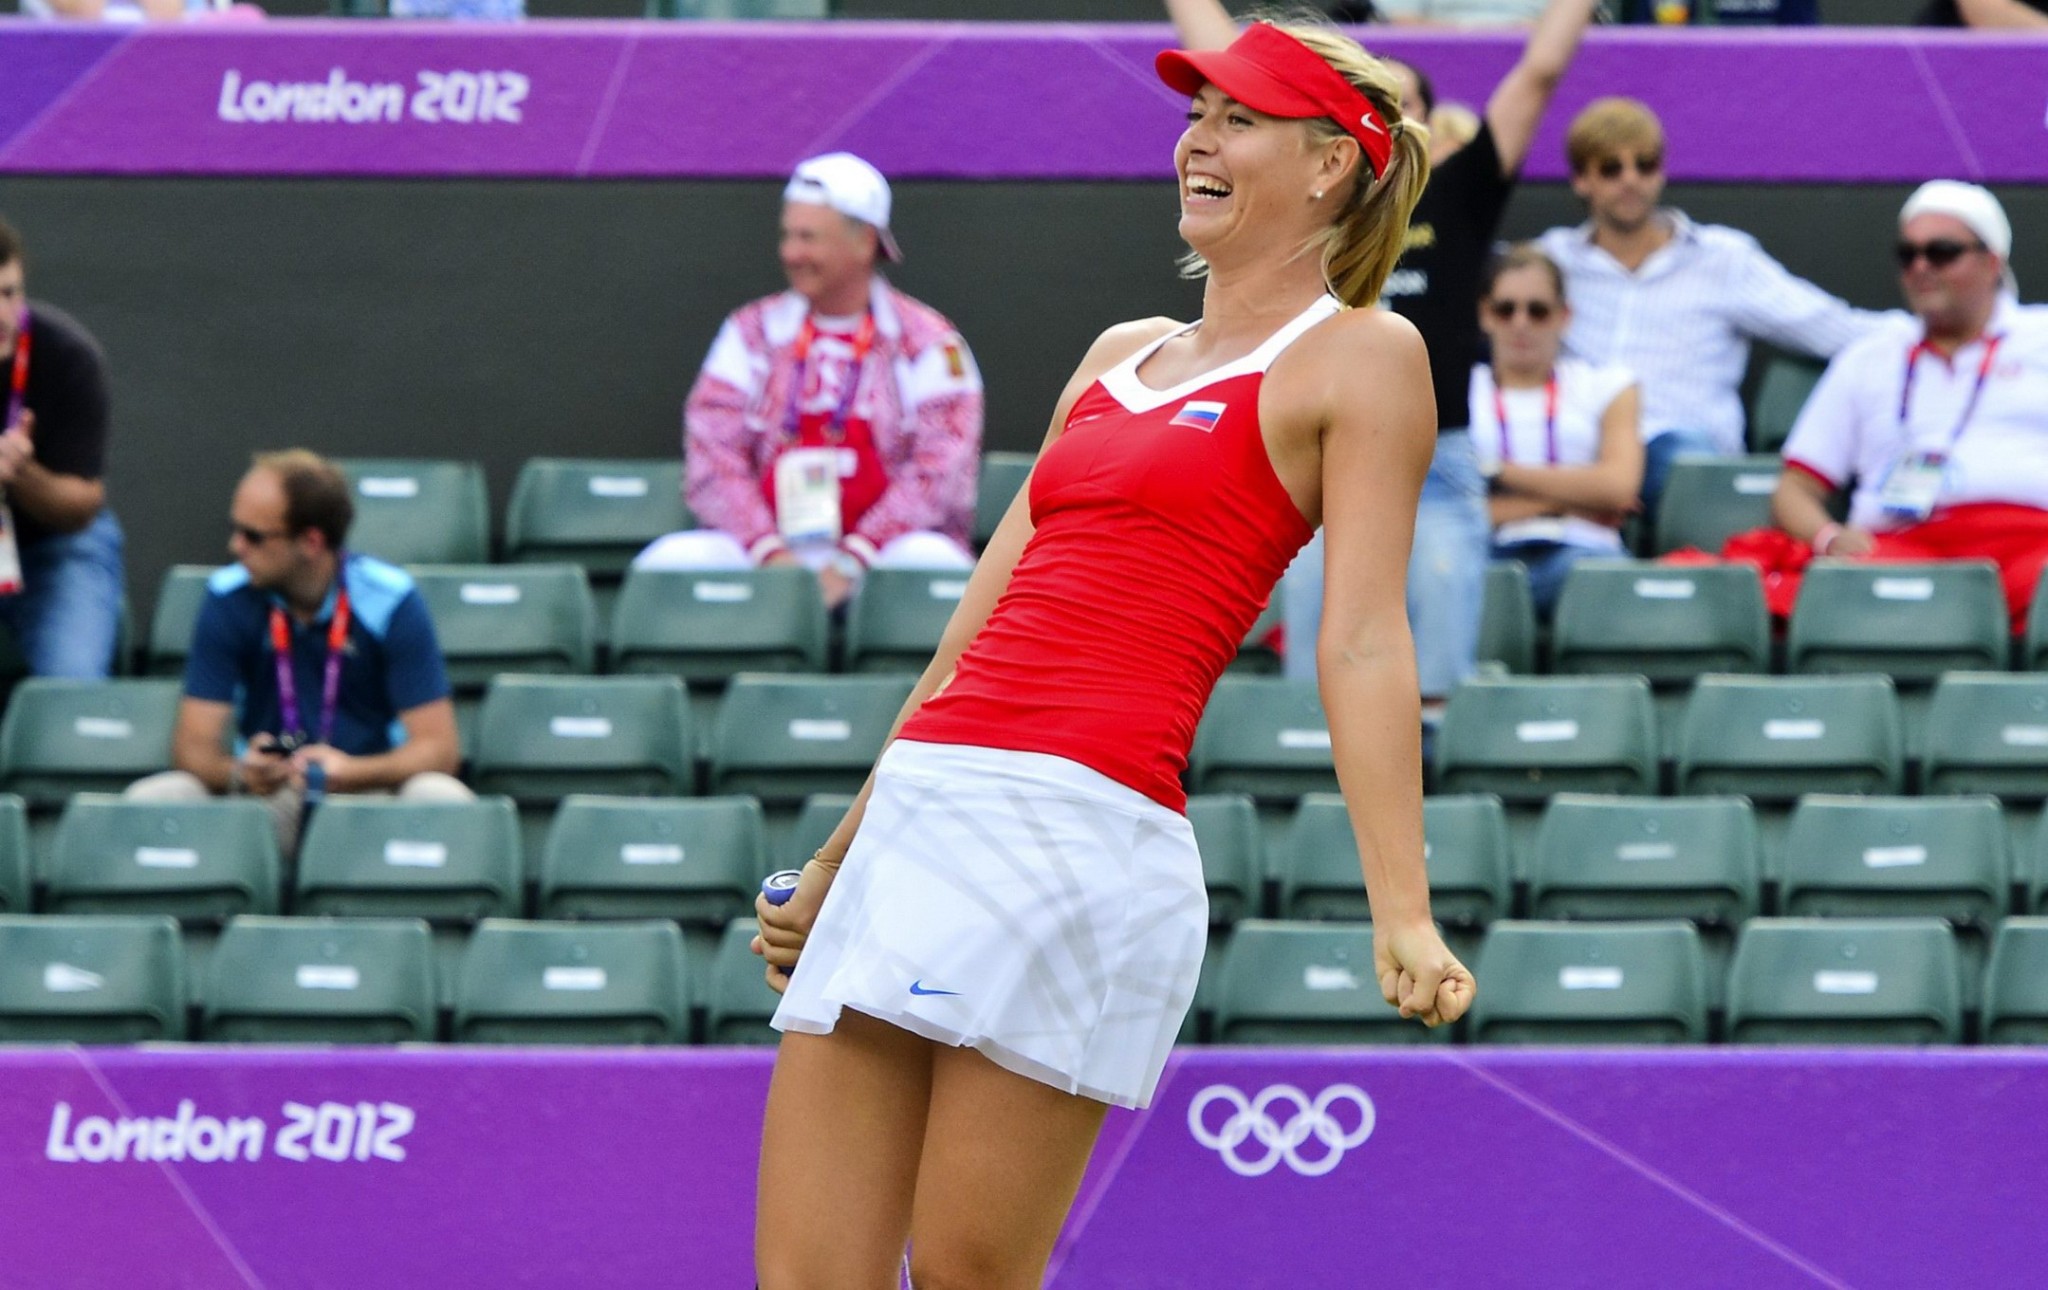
[1312,190,1324,201]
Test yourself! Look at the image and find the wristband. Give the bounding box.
[1812,522,1842,556]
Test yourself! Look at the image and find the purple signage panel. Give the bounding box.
[0,23,2043,183]
[2,1046,2043,1287]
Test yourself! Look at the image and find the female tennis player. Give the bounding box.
[753,19,1474,1289]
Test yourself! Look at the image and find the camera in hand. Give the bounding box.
[260,732,304,757]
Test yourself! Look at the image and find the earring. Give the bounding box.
[1312,190,1324,201]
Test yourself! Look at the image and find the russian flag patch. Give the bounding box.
[1168,400,1227,432]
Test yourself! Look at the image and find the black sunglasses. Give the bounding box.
[1896,238,1986,270]
[1487,299,1557,323]
[230,523,290,546]
[1595,152,1662,180]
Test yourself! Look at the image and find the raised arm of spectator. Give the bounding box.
[843,339,984,563]
[1484,0,1600,177]
[682,317,782,561]
[1728,237,1890,361]
[1164,0,1241,51]
[1955,0,2048,27]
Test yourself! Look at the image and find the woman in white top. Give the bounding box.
[1472,244,1643,614]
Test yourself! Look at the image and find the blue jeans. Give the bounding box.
[1492,541,1587,619]
[1283,431,1489,698]
[0,509,126,679]
[1640,429,1723,535]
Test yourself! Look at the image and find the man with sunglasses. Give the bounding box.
[1536,97,1887,521]
[1769,181,2048,629]
[126,449,470,853]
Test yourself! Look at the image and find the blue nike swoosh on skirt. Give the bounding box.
[908,980,960,997]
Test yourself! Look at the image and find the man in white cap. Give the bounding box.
[1768,180,2048,627]
[641,152,983,607]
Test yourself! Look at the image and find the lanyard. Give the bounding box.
[1899,333,2002,450]
[1493,373,1560,465]
[784,312,876,445]
[4,309,28,431]
[269,587,351,746]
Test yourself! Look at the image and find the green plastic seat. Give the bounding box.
[1651,455,1784,556]
[45,795,280,923]
[145,564,217,677]
[1478,561,1537,675]
[453,918,688,1044]
[1551,560,1768,683]
[1277,793,1509,928]
[1727,917,1962,1045]
[2026,812,2048,915]
[1921,673,2048,806]
[202,915,436,1043]
[335,458,490,565]
[1230,596,1284,675]
[1187,793,1263,928]
[1747,354,1826,455]
[1779,794,2007,932]
[0,679,181,808]
[408,564,596,692]
[1676,675,1902,803]
[1985,918,2048,1043]
[609,567,828,684]
[1788,561,2007,685]
[845,568,971,674]
[1436,676,1658,805]
[1468,920,1708,1044]
[972,451,1034,549]
[1189,678,1338,804]
[0,795,28,914]
[1529,794,1759,928]
[472,675,692,803]
[786,793,856,869]
[705,918,784,1045]
[504,458,690,579]
[710,675,913,805]
[0,914,185,1042]
[2023,567,2048,671]
[537,795,766,926]
[294,796,521,924]
[1211,920,1442,1045]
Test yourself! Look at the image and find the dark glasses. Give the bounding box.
[1487,299,1556,323]
[231,523,289,546]
[1895,238,1985,270]
[1595,153,1662,180]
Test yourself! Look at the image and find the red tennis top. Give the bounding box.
[898,297,1336,811]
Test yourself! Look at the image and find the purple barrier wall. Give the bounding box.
[2,1046,2043,1288]
[0,23,2044,183]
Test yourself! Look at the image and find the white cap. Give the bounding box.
[1899,180,2011,261]
[783,152,902,263]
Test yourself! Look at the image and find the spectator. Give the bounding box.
[0,218,126,680]
[1920,0,2048,26]
[1534,98,1889,521]
[20,0,200,19]
[638,152,982,609]
[386,0,524,18]
[1473,245,1643,615]
[126,450,470,853]
[1374,0,1548,23]
[1767,182,2048,629]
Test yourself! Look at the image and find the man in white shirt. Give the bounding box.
[1535,98,1888,521]
[1772,181,2048,628]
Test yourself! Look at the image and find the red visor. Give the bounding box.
[1156,23,1393,180]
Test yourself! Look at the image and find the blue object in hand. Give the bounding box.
[762,870,803,907]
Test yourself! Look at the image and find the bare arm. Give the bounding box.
[1494,383,1644,513]
[1771,467,1875,557]
[170,698,238,794]
[1484,0,1601,176]
[1955,0,2048,27]
[42,0,111,15]
[292,698,462,793]
[1164,0,1240,50]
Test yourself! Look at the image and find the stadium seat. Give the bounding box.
[453,918,688,1044]
[1984,918,2048,1043]
[1211,920,1443,1045]
[0,796,28,915]
[472,675,693,803]
[2026,812,2048,916]
[408,564,597,690]
[1747,353,1826,455]
[201,915,436,1043]
[0,914,185,1042]
[44,795,280,923]
[1676,675,1902,803]
[1528,794,1759,928]
[1651,455,1783,556]
[1189,677,1338,803]
[1726,917,1962,1044]
[1787,561,2007,684]
[503,458,689,578]
[1921,673,2048,808]
[1186,793,1264,927]
[1467,920,1709,1044]
[844,568,969,674]
[335,458,491,566]
[1779,795,2007,932]
[786,793,856,869]
[609,566,828,684]
[0,678,180,808]
[1435,676,1658,805]
[1277,793,1509,928]
[1478,561,1536,675]
[2023,567,2048,672]
[1550,560,1768,683]
[972,451,1034,549]
[709,675,913,805]
[294,796,521,923]
[705,918,783,1045]
[144,564,216,677]
[537,795,766,926]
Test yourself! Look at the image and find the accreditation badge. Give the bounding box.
[1877,449,1948,522]
[774,447,845,545]
[0,498,22,597]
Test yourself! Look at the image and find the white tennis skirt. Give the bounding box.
[771,739,1208,1109]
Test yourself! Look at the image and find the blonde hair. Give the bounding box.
[1180,18,1431,309]
[1427,102,1481,155]
[1565,97,1666,175]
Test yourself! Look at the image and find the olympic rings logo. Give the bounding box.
[1185,1083,1376,1178]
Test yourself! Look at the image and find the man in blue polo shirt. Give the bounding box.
[126,449,469,850]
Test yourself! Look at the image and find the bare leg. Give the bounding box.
[756,1010,936,1290]
[905,1045,1110,1290]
